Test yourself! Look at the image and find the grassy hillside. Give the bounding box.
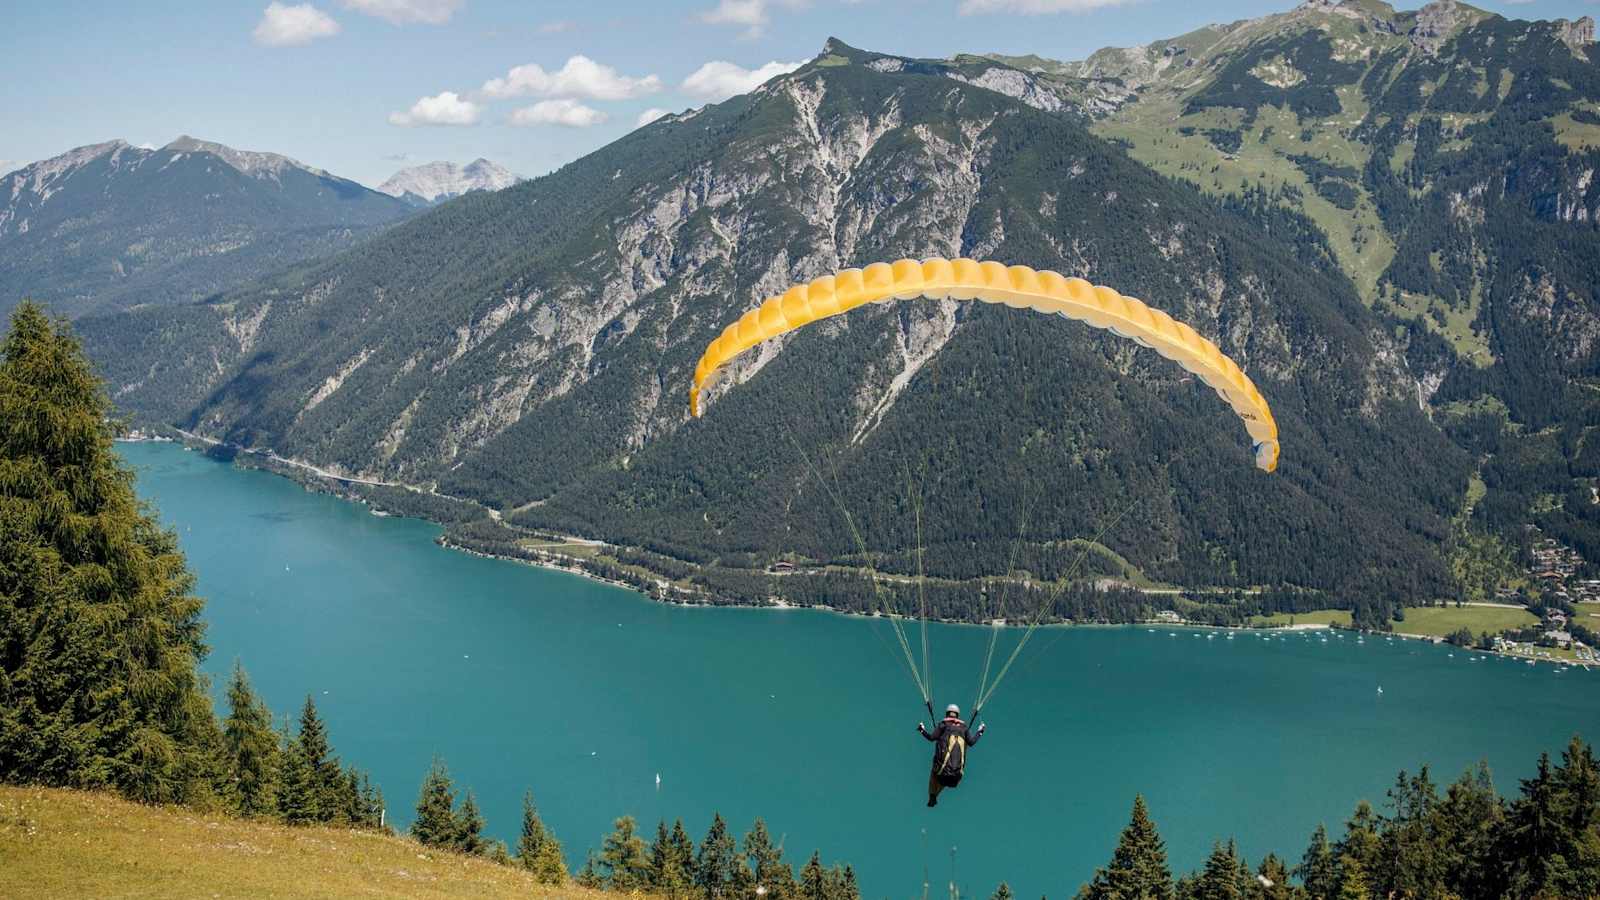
[0,786,618,900]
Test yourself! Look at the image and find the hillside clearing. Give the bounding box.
[1392,605,1539,638]
[0,786,617,900]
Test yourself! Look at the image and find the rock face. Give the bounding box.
[377,159,522,206]
[1560,16,1595,51]
[0,137,412,317]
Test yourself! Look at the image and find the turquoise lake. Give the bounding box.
[121,440,1599,898]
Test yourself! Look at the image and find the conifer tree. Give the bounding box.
[0,302,219,805]
[533,830,568,885]
[836,864,860,900]
[1333,801,1380,878]
[410,757,458,849]
[599,814,651,891]
[991,883,1015,900]
[455,789,486,855]
[1253,854,1292,900]
[276,720,318,825]
[1437,762,1501,900]
[576,851,604,889]
[294,695,341,821]
[222,661,279,817]
[486,839,511,866]
[744,818,794,899]
[1082,794,1173,900]
[1193,840,1243,900]
[1296,824,1338,899]
[668,818,697,887]
[1334,856,1370,900]
[515,790,548,868]
[696,813,738,898]
[651,819,692,896]
[801,851,827,900]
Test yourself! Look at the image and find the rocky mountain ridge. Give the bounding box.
[377,158,523,206]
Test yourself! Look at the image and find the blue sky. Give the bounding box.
[4,0,1597,187]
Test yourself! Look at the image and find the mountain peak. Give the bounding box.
[377,159,522,205]
[161,136,325,179]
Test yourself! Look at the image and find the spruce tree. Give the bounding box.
[294,695,341,821]
[1437,762,1502,900]
[651,819,692,896]
[410,757,458,849]
[515,790,548,868]
[1083,794,1173,900]
[276,720,318,825]
[1193,840,1243,900]
[486,840,512,866]
[599,814,651,891]
[0,302,219,804]
[532,829,568,885]
[744,818,794,899]
[668,818,697,887]
[576,851,604,889]
[1297,824,1338,899]
[222,661,279,817]
[455,789,486,855]
[991,883,1015,900]
[697,812,738,898]
[801,851,827,900]
[1335,856,1370,900]
[1253,854,1292,900]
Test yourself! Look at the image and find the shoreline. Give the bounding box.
[120,437,1595,670]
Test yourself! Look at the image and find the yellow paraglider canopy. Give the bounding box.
[689,257,1280,472]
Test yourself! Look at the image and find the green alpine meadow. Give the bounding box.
[5,0,1600,896]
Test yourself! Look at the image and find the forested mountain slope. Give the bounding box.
[77,33,1482,623]
[990,0,1600,582]
[0,137,413,317]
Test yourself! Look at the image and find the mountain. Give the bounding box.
[0,136,414,317]
[974,0,1600,594]
[377,159,522,206]
[76,29,1492,627]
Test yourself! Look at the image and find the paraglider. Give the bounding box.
[689,257,1279,472]
[688,257,1281,804]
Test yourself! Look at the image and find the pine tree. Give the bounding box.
[1082,794,1173,900]
[599,814,651,891]
[576,851,604,889]
[1437,762,1501,900]
[276,720,318,825]
[1333,801,1380,878]
[668,818,697,888]
[838,864,860,900]
[991,883,1015,900]
[294,695,341,822]
[1193,840,1243,900]
[744,818,794,899]
[697,813,738,898]
[0,302,219,805]
[515,790,548,868]
[486,840,512,866]
[1335,856,1370,900]
[455,789,486,855]
[533,831,568,885]
[1253,854,1292,900]
[801,851,827,900]
[222,661,279,817]
[1297,824,1338,899]
[410,757,458,849]
[652,819,692,896]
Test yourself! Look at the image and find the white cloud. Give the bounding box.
[388,91,482,126]
[0,160,20,176]
[635,107,671,128]
[342,0,461,25]
[681,60,802,102]
[482,55,662,101]
[509,99,608,128]
[959,0,1132,13]
[253,2,341,46]
[698,0,808,38]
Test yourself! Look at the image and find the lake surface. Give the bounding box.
[121,440,1599,898]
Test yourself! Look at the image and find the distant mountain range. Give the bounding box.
[0,136,414,318]
[69,0,1600,626]
[377,159,522,206]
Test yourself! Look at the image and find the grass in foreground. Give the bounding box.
[1247,609,1353,628]
[0,786,618,900]
[1392,605,1538,638]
